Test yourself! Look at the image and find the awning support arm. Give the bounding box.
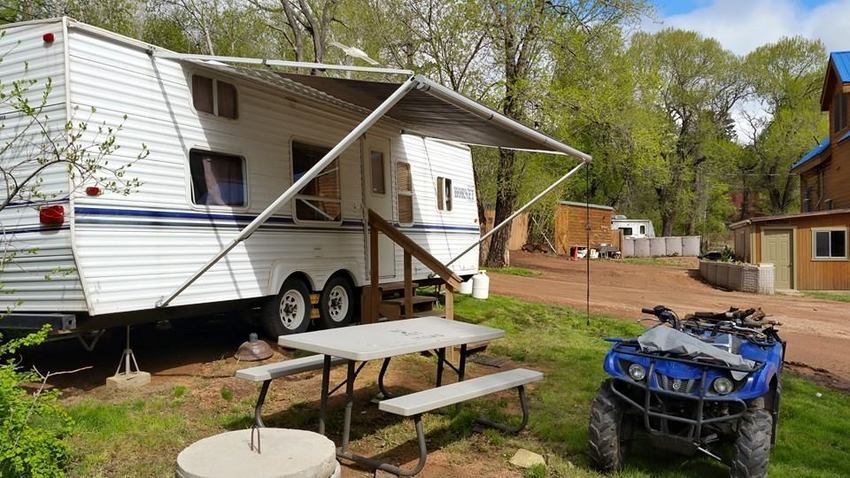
[151,51,414,76]
[445,159,589,268]
[156,77,419,308]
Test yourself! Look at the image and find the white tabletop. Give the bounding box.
[278,316,505,362]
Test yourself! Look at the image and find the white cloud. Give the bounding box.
[644,0,850,55]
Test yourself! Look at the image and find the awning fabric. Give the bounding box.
[195,60,589,160]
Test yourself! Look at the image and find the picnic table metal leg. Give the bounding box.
[378,357,393,399]
[436,348,446,386]
[342,360,356,453]
[319,354,331,436]
[475,385,530,434]
[254,380,271,428]
[458,344,468,381]
[339,414,428,477]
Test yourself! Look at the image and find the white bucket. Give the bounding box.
[471,271,489,300]
[459,279,473,295]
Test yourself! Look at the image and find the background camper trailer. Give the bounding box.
[0,18,589,339]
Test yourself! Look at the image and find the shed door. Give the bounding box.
[363,136,396,278]
[762,229,793,289]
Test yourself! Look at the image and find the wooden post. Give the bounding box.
[445,283,457,361]
[370,223,380,323]
[404,250,413,319]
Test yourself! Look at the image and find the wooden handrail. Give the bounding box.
[368,209,463,288]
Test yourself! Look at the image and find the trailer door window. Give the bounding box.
[370,151,386,194]
[813,228,847,260]
[189,150,245,206]
[192,74,238,119]
[436,177,452,211]
[292,141,341,223]
[397,162,413,224]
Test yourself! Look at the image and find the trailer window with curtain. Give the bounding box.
[189,150,246,206]
[436,176,452,211]
[292,141,341,223]
[396,162,413,224]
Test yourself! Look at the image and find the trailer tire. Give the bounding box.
[261,277,312,337]
[318,276,355,329]
[588,379,628,473]
[731,408,772,478]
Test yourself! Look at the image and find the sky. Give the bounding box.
[647,0,849,55]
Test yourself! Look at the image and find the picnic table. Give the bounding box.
[277,316,534,476]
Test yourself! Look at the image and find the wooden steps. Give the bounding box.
[379,294,437,321]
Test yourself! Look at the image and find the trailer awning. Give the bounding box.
[273,73,590,160]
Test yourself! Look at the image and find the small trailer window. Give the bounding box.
[620,227,633,236]
[436,177,452,211]
[813,228,848,260]
[397,162,413,224]
[189,150,246,206]
[640,225,646,235]
[370,151,386,194]
[292,141,341,223]
[192,74,238,119]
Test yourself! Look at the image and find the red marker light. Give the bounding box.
[85,186,101,196]
[39,205,64,226]
[43,32,55,44]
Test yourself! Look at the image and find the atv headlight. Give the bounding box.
[628,363,646,381]
[712,377,734,395]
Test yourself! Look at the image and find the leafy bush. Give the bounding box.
[0,327,73,477]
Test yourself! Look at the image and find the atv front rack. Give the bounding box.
[610,358,749,443]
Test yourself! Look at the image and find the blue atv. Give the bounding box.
[588,305,785,477]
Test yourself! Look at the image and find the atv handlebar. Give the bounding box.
[641,308,655,315]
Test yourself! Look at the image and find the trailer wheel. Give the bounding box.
[318,276,355,329]
[588,379,629,473]
[730,408,772,478]
[262,277,312,337]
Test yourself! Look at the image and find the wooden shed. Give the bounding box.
[731,209,850,290]
[554,201,615,255]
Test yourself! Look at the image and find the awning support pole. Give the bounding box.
[156,77,419,308]
[445,159,589,268]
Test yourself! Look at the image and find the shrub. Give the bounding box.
[0,326,73,477]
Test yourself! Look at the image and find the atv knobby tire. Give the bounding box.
[731,408,773,478]
[588,379,628,472]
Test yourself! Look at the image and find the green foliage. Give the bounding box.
[0,327,72,478]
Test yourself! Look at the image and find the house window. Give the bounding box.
[639,225,646,235]
[189,150,245,206]
[396,162,413,224]
[436,176,453,211]
[192,74,238,119]
[370,151,385,194]
[292,141,341,222]
[813,228,847,260]
[832,92,848,133]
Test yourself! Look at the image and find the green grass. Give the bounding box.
[489,266,542,277]
[61,294,850,477]
[620,257,692,268]
[801,291,850,303]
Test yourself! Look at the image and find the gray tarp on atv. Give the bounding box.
[638,327,756,380]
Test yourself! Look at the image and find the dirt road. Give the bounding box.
[490,252,850,389]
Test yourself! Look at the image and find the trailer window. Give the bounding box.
[640,225,646,235]
[436,177,452,211]
[370,151,386,194]
[189,150,245,206]
[621,227,633,236]
[292,141,341,223]
[192,74,238,119]
[397,162,413,224]
[813,228,847,260]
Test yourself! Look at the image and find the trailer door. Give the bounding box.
[363,136,397,278]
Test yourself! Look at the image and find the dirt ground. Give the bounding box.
[491,252,850,390]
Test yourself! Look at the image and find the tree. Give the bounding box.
[629,29,745,236]
[740,36,826,216]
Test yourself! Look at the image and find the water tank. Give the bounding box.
[665,237,683,256]
[459,278,473,295]
[471,271,490,300]
[634,238,651,257]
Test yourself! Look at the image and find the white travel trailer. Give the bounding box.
[0,18,589,337]
[611,215,655,239]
